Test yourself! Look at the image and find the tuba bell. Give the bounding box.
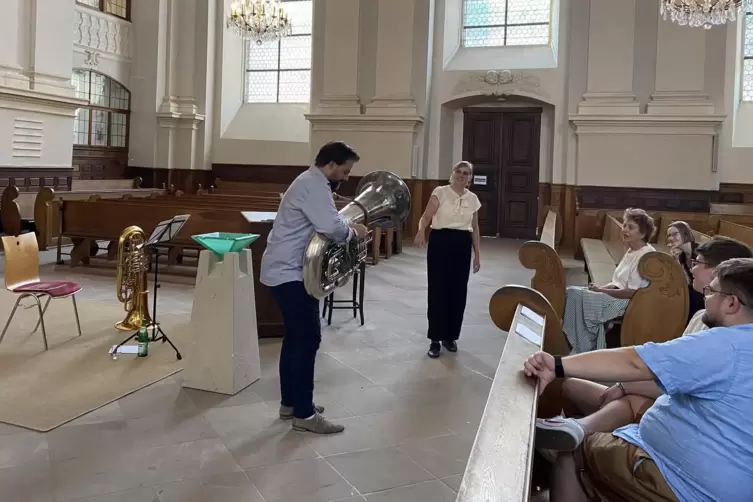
[303,171,411,299]
[115,225,153,330]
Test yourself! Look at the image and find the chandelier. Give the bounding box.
[660,0,753,29]
[227,0,292,45]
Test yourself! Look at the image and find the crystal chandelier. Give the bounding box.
[660,0,753,29]
[227,0,292,45]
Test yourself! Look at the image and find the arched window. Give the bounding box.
[76,0,130,21]
[72,70,130,149]
[244,0,313,103]
[743,7,753,101]
[462,0,551,48]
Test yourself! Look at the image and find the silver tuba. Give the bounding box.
[303,171,411,299]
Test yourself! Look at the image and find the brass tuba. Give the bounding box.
[115,225,153,330]
[303,171,411,299]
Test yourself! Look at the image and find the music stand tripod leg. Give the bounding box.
[142,215,190,361]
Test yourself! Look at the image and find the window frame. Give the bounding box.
[72,70,131,150]
[75,0,131,22]
[743,8,753,102]
[461,0,552,49]
[243,0,313,104]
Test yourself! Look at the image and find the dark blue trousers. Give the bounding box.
[269,281,320,419]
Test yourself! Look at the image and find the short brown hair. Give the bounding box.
[668,221,695,244]
[696,236,753,268]
[623,208,655,243]
[715,258,753,307]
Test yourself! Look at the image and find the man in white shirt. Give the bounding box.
[535,236,752,457]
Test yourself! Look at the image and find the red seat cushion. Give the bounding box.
[13,281,81,297]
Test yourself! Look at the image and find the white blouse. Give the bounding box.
[608,244,655,290]
[430,185,482,232]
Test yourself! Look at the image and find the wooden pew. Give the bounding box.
[717,220,753,249]
[35,184,165,250]
[58,198,285,337]
[213,178,289,195]
[0,185,33,237]
[579,214,689,347]
[457,285,556,502]
[519,209,566,321]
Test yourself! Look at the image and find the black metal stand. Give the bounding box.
[112,215,190,360]
[322,261,366,326]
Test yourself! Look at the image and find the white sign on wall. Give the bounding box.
[473,175,487,186]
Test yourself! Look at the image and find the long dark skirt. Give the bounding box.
[426,228,473,342]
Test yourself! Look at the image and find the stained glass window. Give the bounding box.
[462,0,551,48]
[743,8,753,101]
[245,0,312,103]
[71,70,130,148]
[75,0,130,20]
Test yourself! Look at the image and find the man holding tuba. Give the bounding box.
[260,141,368,434]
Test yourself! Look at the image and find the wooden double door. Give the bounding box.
[462,108,541,239]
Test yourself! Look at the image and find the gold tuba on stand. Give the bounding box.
[115,225,153,330]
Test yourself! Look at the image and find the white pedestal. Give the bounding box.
[182,249,261,395]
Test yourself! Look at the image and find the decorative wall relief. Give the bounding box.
[73,7,131,60]
[452,70,548,99]
[83,50,100,66]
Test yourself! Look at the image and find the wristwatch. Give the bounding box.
[554,355,565,378]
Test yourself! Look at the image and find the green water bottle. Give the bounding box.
[137,320,149,357]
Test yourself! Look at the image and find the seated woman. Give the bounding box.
[563,208,655,353]
[666,221,705,322]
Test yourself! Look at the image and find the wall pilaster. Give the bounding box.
[578,0,640,115]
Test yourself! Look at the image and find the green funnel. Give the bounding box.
[192,232,259,256]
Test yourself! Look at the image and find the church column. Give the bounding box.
[0,0,82,173]
[315,0,361,114]
[155,0,212,173]
[28,0,77,97]
[0,0,27,89]
[365,0,418,115]
[579,0,640,115]
[648,16,714,115]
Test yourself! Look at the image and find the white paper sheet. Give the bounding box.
[521,306,545,326]
[515,322,543,346]
[109,345,139,355]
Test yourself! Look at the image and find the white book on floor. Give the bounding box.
[515,322,542,346]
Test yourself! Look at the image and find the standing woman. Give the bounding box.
[414,161,482,358]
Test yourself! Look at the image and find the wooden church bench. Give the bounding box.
[457,285,557,502]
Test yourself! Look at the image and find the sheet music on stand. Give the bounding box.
[145,214,190,247]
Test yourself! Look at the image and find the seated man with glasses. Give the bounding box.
[525,257,753,501]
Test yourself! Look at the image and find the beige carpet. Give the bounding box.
[0,290,189,431]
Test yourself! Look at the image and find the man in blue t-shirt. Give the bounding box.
[523,258,753,501]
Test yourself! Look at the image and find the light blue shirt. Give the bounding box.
[613,324,753,502]
[260,166,352,288]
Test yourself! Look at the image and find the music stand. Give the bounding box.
[112,215,190,360]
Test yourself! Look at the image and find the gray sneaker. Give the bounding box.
[292,413,345,434]
[535,416,586,451]
[279,404,324,420]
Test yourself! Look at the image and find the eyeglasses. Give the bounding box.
[691,259,712,268]
[455,171,471,176]
[702,286,746,306]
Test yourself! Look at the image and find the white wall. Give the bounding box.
[0,0,84,170]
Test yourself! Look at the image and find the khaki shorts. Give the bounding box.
[575,433,679,502]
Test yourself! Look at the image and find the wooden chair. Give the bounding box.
[0,233,82,350]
